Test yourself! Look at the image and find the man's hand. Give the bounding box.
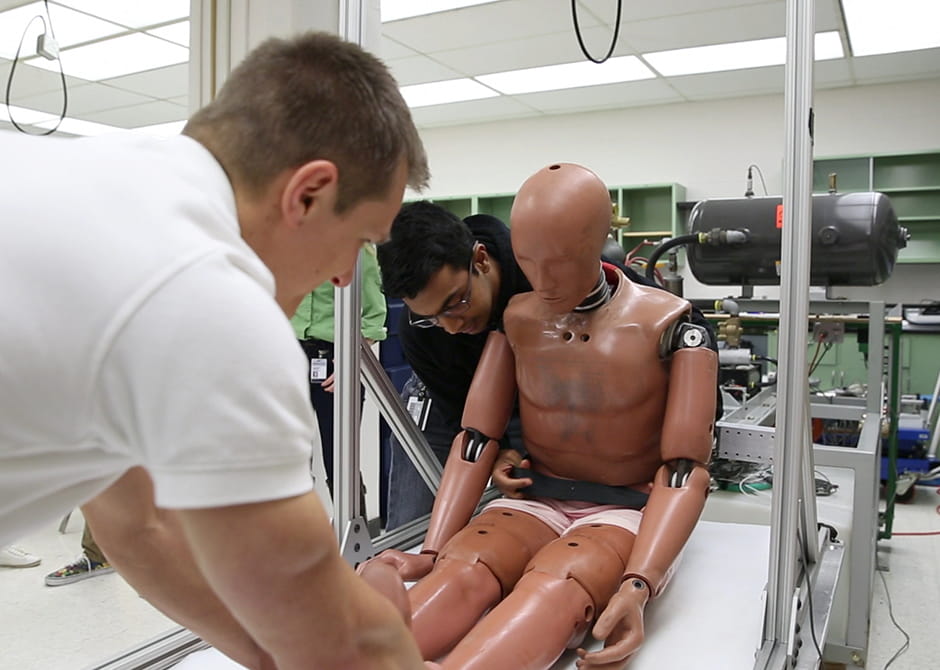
[491,450,533,499]
[321,372,335,393]
[357,560,411,626]
[359,549,436,582]
[575,578,649,669]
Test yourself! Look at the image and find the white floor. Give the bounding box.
[1,488,938,670]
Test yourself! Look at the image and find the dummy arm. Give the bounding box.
[622,342,717,594]
[421,330,517,554]
[580,343,717,668]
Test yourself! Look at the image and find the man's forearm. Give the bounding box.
[178,492,424,670]
[82,470,272,669]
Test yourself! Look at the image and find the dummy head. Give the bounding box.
[510,163,612,314]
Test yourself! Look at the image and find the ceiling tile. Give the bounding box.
[851,49,940,85]
[87,98,186,128]
[382,0,600,56]
[1,58,90,98]
[815,59,855,89]
[667,65,786,100]
[514,78,684,113]
[15,81,156,115]
[379,35,420,60]
[100,62,187,99]
[386,54,465,86]
[411,94,538,128]
[426,25,631,78]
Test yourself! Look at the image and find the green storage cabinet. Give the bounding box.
[813,150,940,264]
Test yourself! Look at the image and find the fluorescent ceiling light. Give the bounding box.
[0,103,58,125]
[0,1,124,59]
[33,116,121,136]
[644,32,843,77]
[27,32,189,81]
[147,20,190,48]
[53,0,190,29]
[382,0,495,22]
[843,0,940,56]
[400,78,498,108]
[476,56,654,95]
[128,120,187,137]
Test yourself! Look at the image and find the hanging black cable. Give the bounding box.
[4,0,68,135]
[571,0,622,64]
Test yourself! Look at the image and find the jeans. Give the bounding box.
[385,374,451,530]
[384,372,524,530]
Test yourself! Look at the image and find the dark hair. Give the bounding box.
[378,201,475,298]
[183,31,429,211]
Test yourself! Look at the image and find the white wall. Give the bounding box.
[413,78,940,303]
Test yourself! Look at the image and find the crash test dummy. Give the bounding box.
[363,163,718,669]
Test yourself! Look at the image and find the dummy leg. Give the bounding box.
[440,523,636,670]
[411,508,557,660]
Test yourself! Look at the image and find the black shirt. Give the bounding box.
[399,214,717,448]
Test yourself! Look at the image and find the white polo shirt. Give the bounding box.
[0,132,316,546]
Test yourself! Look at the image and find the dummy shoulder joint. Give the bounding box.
[665,318,712,355]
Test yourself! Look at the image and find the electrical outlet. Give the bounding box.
[812,321,844,343]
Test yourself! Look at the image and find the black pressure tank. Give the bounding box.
[686,192,908,286]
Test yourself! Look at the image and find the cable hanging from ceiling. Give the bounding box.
[571,0,623,64]
[4,0,68,135]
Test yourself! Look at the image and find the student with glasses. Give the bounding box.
[377,201,716,530]
[378,202,531,529]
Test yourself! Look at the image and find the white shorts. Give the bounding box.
[483,497,643,536]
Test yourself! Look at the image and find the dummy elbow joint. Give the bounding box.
[463,428,494,462]
[666,459,697,488]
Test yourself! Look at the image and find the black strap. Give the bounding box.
[511,467,649,509]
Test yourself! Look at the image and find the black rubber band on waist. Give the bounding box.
[511,467,650,508]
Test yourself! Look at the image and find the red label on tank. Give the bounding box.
[776,204,783,228]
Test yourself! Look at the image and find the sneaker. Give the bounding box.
[44,553,114,586]
[0,545,41,568]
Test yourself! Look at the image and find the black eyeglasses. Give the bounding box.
[408,244,479,328]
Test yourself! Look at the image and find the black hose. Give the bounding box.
[645,234,699,280]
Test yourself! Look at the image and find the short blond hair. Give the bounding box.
[184,31,429,211]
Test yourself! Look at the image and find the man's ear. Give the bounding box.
[280,160,339,228]
[476,243,490,272]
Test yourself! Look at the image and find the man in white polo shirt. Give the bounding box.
[0,31,428,670]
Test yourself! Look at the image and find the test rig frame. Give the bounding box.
[84,1,858,669]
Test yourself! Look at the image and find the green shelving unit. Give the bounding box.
[414,184,687,248]
[813,150,940,264]
[613,183,686,240]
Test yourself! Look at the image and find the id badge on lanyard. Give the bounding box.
[406,393,431,431]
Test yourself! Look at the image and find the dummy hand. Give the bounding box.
[359,549,436,582]
[576,578,649,669]
[491,450,533,499]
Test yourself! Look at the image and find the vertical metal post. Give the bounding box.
[764,0,816,663]
[333,0,368,544]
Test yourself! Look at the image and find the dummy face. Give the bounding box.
[404,244,498,335]
[511,163,611,314]
[513,227,599,314]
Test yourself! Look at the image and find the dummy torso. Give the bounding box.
[506,267,689,487]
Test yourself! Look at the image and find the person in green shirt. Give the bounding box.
[291,244,387,512]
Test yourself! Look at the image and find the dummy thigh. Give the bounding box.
[438,508,557,595]
[523,523,636,614]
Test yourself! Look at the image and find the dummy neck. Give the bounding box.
[574,264,611,312]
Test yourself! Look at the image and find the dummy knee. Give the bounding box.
[524,524,636,612]
[438,508,557,595]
